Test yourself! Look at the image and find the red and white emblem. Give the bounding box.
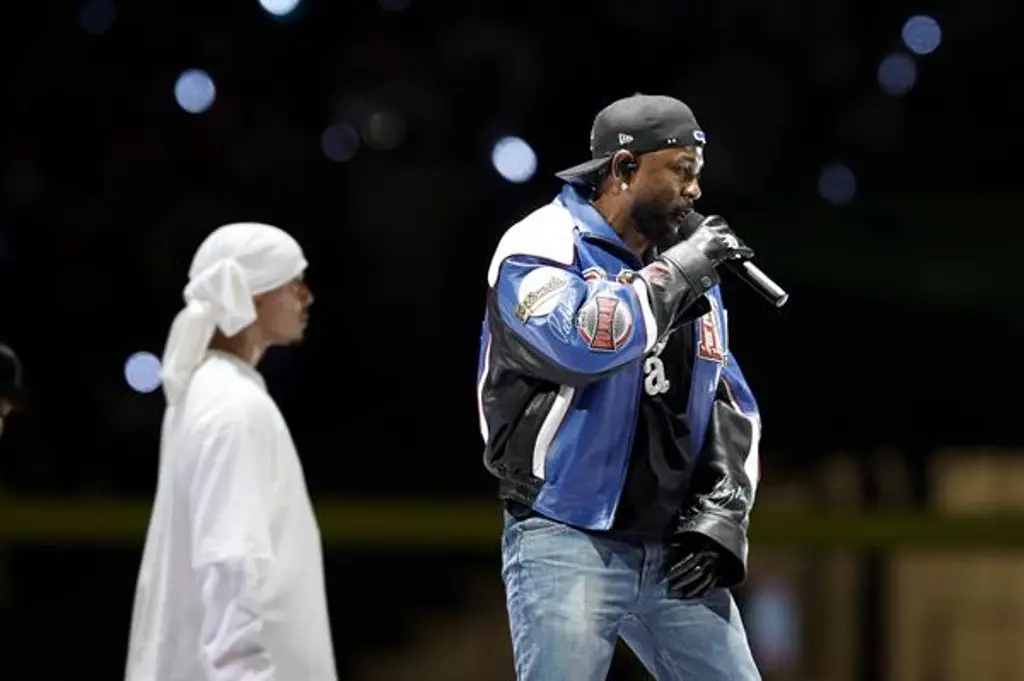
[697,296,725,362]
[577,294,633,352]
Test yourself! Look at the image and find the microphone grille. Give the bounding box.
[680,210,706,236]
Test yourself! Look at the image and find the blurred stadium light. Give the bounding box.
[491,136,537,184]
[361,109,407,151]
[745,577,801,673]
[174,69,217,114]
[902,15,943,56]
[321,122,361,162]
[877,52,918,96]
[818,162,857,205]
[258,0,302,18]
[124,351,162,394]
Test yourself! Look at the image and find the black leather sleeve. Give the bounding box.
[677,381,757,588]
[637,241,720,340]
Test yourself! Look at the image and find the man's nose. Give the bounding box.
[683,180,702,202]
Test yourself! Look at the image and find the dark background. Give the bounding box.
[1,1,1021,680]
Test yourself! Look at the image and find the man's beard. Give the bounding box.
[630,199,688,248]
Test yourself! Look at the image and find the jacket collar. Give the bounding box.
[557,184,632,252]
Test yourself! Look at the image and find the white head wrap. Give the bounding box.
[160,222,308,404]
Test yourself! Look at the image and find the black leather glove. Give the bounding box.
[638,214,754,337]
[666,535,724,600]
[661,214,754,270]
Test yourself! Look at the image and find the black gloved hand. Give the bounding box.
[638,214,754,335]
[666,535,723,600]
[675,214,754,267]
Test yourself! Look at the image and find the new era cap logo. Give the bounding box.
[618,133,634,145]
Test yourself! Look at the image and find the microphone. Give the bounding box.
[680,212,790,308]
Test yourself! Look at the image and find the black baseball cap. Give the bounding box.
[0,343,24,409]
[555,93,706,185]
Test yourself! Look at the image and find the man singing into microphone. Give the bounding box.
[477,94,763,680]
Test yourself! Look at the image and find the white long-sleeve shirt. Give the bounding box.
[125,351,336,681]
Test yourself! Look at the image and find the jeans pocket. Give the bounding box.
[511,512,573,542]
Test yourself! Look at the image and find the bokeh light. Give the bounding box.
[174,69,217,114]
[877,52,917,96]
[124,351,162,394]
[258,0,302,17]
[901,15,943,56]
[491,136,537,184]
[362,109,407,151]
[321,122,361,162]
[818,162,857,205]
[745,579,801,673]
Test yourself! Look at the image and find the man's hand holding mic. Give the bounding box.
[636,211,788,337]
[668,213,754,266]
[652,212,789,309]
[636,214,754,333]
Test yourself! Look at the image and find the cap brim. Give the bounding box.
[554,156,611,185]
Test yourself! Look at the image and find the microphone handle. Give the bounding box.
[675,211,790,308]
[667,213,786,307]
[725,260,789,308]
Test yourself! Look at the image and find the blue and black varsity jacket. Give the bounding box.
[476,184,762,585]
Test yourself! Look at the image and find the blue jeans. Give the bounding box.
[501,511,761,681]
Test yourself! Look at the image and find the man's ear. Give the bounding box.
[610,150,638,185]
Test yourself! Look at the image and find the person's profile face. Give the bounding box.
[254,276,314,346]
[629,147,703,242]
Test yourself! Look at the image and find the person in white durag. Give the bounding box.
[124,222,336,681]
